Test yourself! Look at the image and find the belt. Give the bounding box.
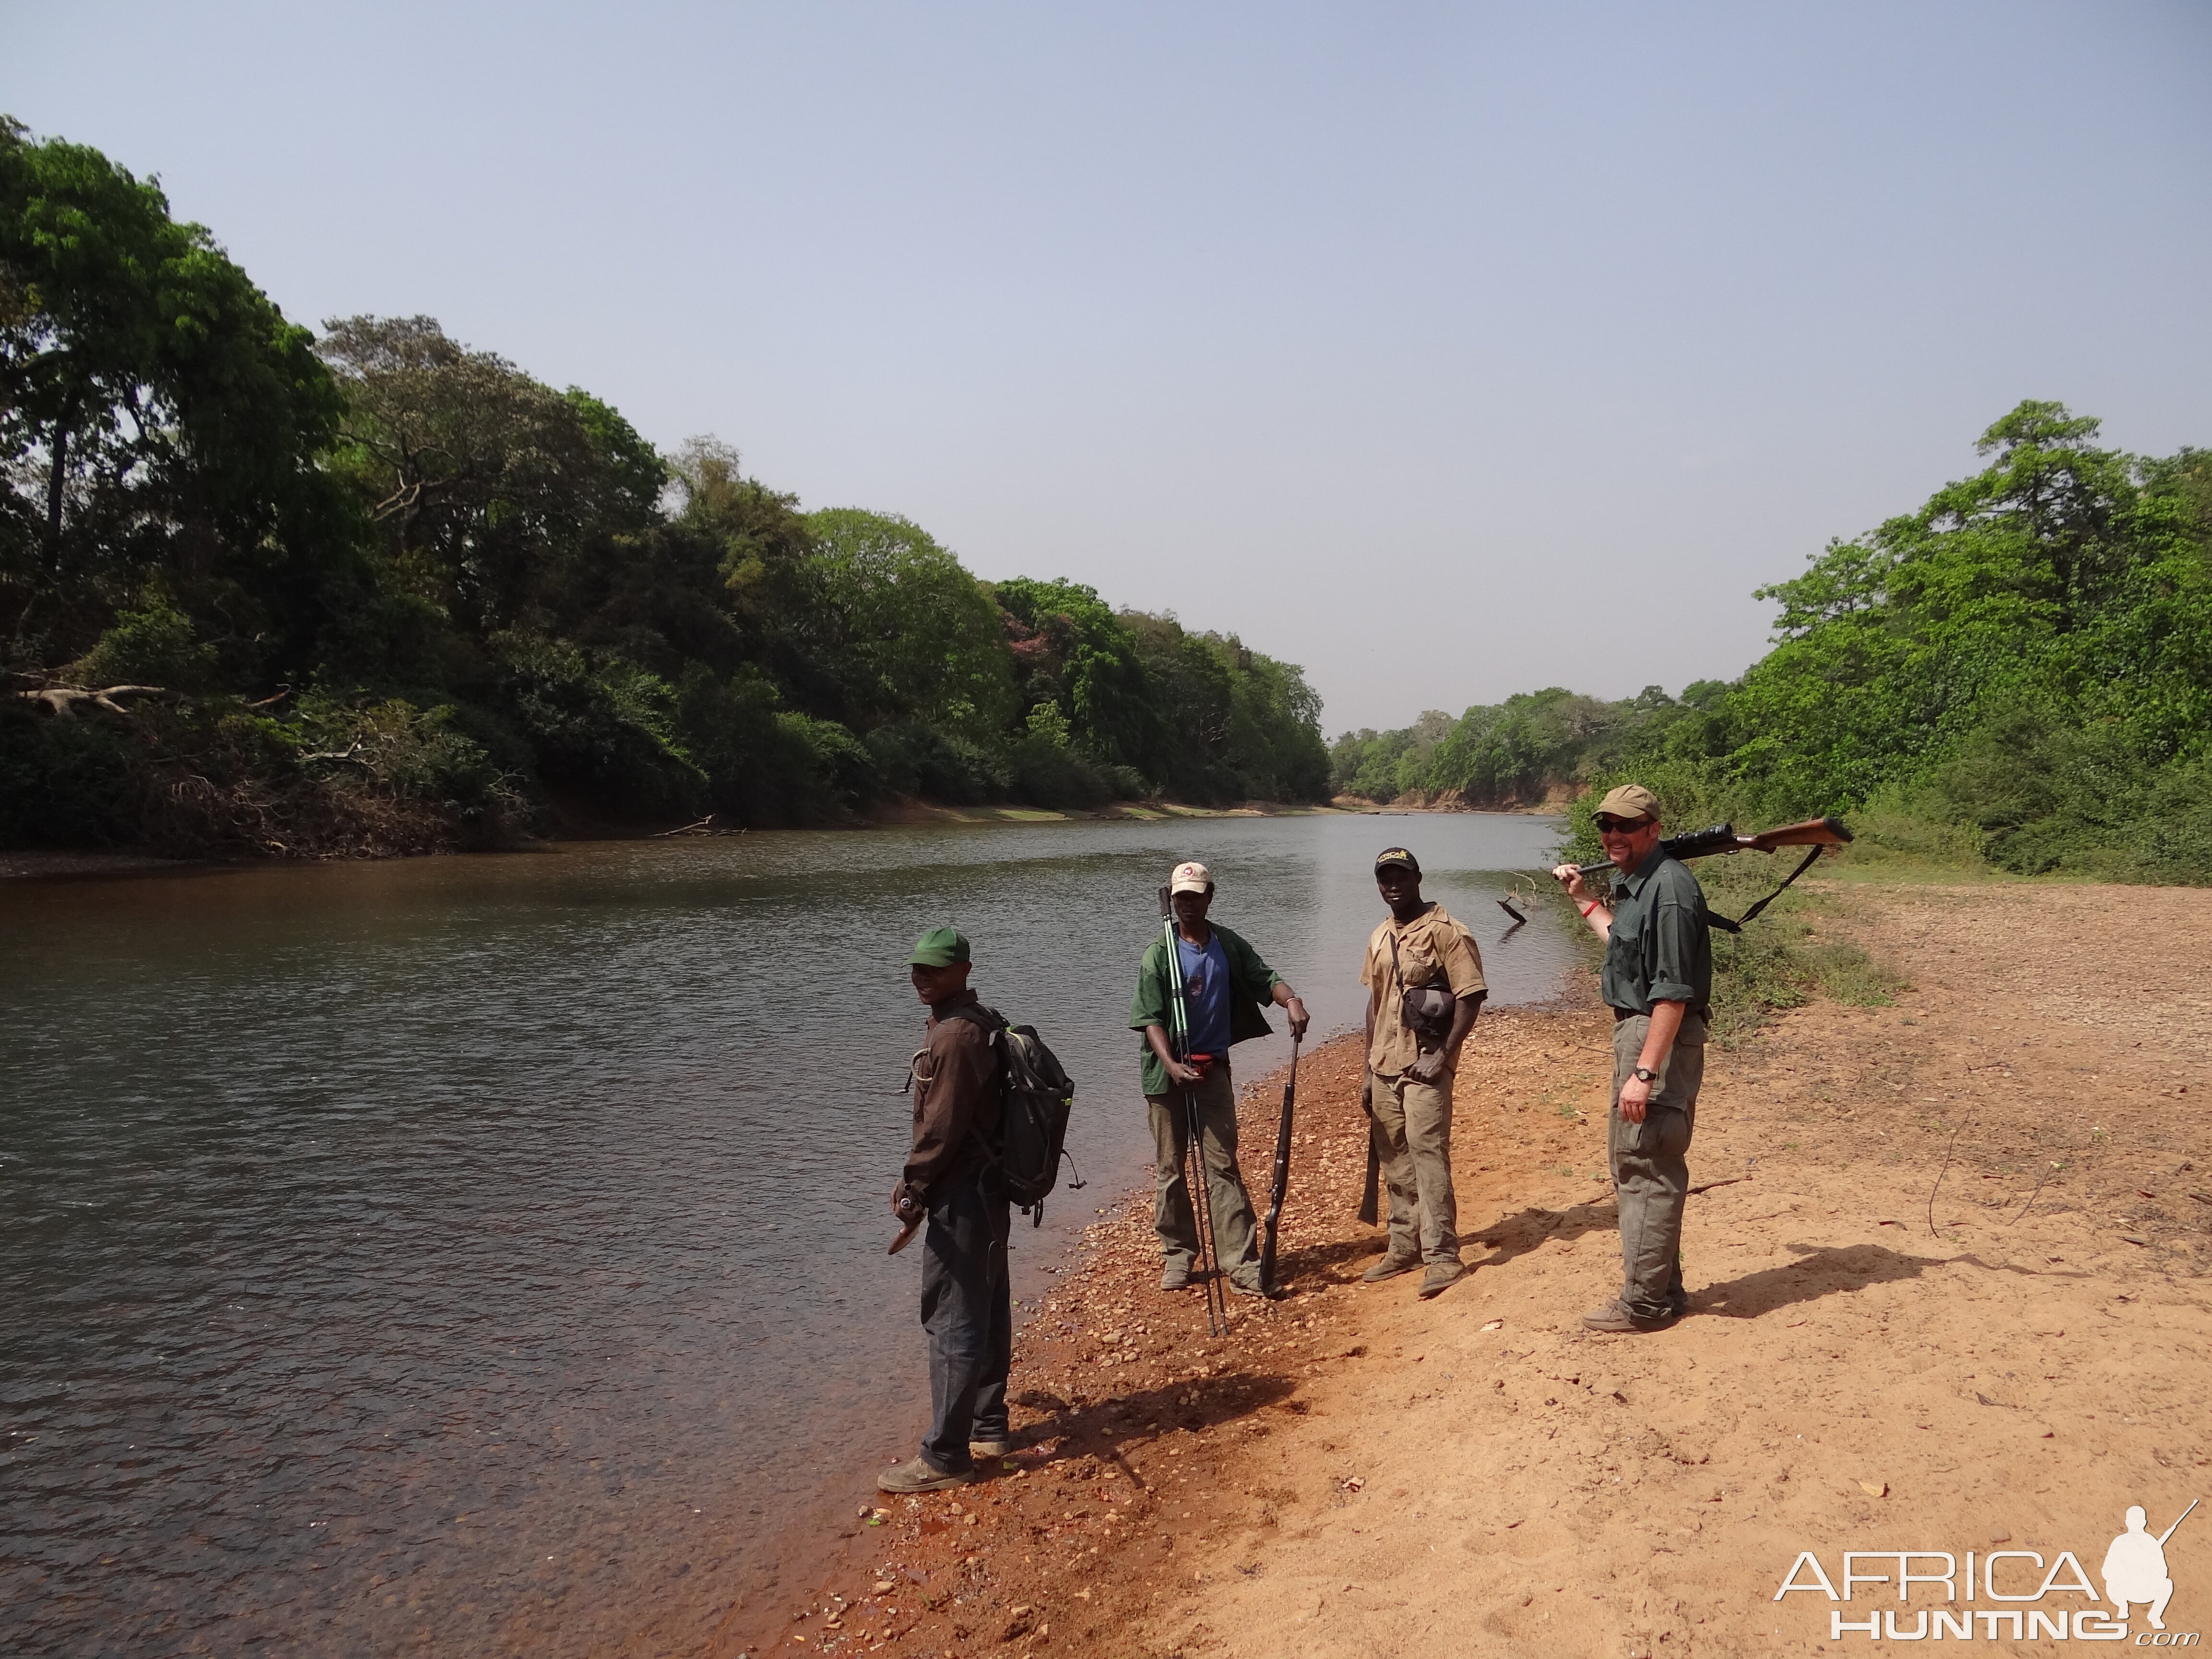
[1611,1005,1709,1022]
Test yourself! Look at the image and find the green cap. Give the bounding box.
[907,926,971,968]
[1374,846,1421,877]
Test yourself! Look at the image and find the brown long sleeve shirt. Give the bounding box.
[895,990,1002,1212]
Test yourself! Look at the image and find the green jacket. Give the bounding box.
[1129,922,1286,1096]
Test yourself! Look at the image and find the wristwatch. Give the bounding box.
[1632,1067,1659,1084]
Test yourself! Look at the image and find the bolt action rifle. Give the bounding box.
[1573,816,1853,932]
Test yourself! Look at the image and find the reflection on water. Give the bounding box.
[0,812,1567,1655]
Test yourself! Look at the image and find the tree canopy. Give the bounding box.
[1,120,1330,853]
[1334,401,2212,882]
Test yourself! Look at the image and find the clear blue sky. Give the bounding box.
[8,1,2208,731]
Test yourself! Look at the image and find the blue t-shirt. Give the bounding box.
[1176,932,1234,1057]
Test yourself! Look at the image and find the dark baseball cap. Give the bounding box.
[1374,847,1421,878]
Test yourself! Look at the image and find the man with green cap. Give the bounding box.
[880,926,1012,1492]
[1551,783,1713,1333]
[1131,861,1311,1295]
[1360,847,1487,1299]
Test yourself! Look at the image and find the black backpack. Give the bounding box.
[942,1005,1081,1225]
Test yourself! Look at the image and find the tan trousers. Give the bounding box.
[1607,1010,1706,1320]
[1370,1068,1460,1266]
[1147,1065,1261,1287]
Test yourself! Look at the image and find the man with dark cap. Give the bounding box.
[880,926,1011,1492]
[1551,783,1713,1333]
[1360,848,1487,1299]
[1131,861,1311,1295]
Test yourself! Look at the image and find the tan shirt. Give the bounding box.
[1361,903,1487,1079]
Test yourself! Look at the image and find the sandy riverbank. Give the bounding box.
[731,881,2211,1659]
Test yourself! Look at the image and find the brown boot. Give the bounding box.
[877,1456,975,1493]
[1361,1251,1421,1283]
[1418,1261,1466,1300]
[1581,1301,1676,1334]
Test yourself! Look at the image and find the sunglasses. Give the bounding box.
[1594,815,1652,833]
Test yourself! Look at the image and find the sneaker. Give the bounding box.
[1581,1301,1676,1334]
[1360,1253,1421,1284]
[970,1436,1012,1459]
[1160,1263,1191,1291]
[1417,1261,1466,1300]
[1226,1276,1274,1299]
[877,1455,975,1494]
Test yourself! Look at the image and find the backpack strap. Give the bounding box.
[931,1003,1013,1199]
[936,1002,1007,1039]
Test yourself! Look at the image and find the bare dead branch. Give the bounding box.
[16,684,180,719]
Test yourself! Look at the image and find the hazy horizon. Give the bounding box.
[7,1,2208,732]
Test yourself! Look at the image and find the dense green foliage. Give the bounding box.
[1,121,1327,853]
[1340,403,2212,883]
[1329,684,1729,807]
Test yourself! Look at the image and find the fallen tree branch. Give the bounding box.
[1928,1114,1972,1238]
[1687,1175,1752,1196]
[294,741,373,769]
[16,684,181,719]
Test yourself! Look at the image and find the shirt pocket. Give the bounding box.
[1397,937,1445,986]
[1606,912,1645,972]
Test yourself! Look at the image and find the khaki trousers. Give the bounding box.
[1147,1065,1261,1287]
[1369,1068,1460,1266]
[1607,1010,1706,1320]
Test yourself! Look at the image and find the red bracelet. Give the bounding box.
[1580,901,1599,917]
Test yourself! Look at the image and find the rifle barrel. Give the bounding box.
[1259,1038,1299,1291]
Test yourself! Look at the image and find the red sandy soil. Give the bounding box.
[728,881,2211,1659]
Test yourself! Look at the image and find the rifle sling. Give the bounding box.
[1704,844,1824,934]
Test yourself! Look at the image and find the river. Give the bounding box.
[0,811,1571,1656]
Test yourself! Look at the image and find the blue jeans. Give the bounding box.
[919,1176,1011,1473]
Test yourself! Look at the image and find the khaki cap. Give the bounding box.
[1594,783,1661,823]
[1168,860,1213,895]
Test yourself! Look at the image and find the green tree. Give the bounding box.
[993,576,1169,777]
[318,314,614,633]
[1722,400,2212,816]
[804,508,1017,738]
[0,116,345,674]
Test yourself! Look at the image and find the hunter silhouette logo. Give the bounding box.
[2107,1501,2196,1632]
[1774,1496,2200,1643]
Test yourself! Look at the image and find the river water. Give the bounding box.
[0,812,1569,1656]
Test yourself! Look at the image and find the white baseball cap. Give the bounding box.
[1169,860,1213,895]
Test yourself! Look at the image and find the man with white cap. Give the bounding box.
[1552,783,1713,1332]
[1130,861,1311,1294]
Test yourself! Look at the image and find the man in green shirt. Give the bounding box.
[1552,783,1712,1333]
[1130,861,1311,1294]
